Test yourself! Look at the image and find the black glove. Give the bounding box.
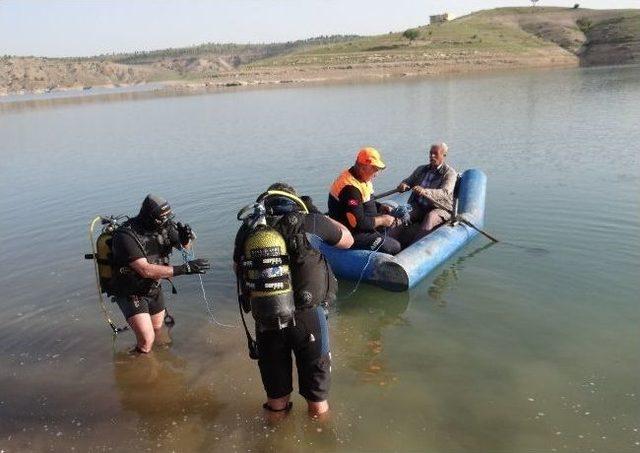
[176,222,194,246]
[173,258,210,276]
[301,195,321,214]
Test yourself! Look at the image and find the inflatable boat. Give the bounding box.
[309,169,487,291]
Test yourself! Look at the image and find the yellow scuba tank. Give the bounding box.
[95,231,113,293]
[85,215,127,334]
[241,224,295,330]
[85,217,120,294]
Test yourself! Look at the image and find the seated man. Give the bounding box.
[396,142,458,244]
[328,147,401,255]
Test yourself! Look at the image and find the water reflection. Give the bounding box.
[112,342,223,449]
[334,290,410,387]
[427,241,496,306]
[0,85,169,113]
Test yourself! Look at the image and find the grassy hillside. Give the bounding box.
[251,7,639,69]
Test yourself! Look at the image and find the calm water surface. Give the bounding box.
[1,66,639,452]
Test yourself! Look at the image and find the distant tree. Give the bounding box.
[530,0,539,6]
[573,3,580,8]
[403,28,420,43]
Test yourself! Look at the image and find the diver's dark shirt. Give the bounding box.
[112,221,180,264]
[112,231,146,263]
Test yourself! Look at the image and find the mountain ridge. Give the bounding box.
[2,7,638,96]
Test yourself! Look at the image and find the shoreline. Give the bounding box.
[1,58,633,112]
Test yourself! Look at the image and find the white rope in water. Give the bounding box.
[340,227,388,299]
[181,246,237,329]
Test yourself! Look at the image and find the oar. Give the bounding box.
[429,198,499,243]
[374,188,547,252]
[373,188,400,200]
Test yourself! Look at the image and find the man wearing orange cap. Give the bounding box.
[328,147,401,255]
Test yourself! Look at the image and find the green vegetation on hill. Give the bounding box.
[105,35,360,66]
[252,7,639,68]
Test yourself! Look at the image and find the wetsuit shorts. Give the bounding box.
[256,305,331,402]
[113,291,166,320]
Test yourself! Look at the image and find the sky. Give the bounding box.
[1,0,638,57]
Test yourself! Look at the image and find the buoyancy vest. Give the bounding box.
[328,167,379,232]
[110,218,175,297]
[329,168,374,202]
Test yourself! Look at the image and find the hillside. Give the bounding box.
[252,7,638,69]
[1,7,638,96]
[0,36,359,96]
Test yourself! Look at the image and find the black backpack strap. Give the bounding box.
[237,276,259,360]
[115,226,147,258]
[272,212,310,256]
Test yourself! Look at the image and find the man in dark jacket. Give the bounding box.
[396,143,458,243]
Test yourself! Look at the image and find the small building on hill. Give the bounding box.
[430,13,452,24]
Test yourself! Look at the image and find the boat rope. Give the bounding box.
[339,227,388,299]
[339,203,410,299]
[180,246,237,328]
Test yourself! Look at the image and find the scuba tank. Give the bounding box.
[236,191,309,358]
[241,223,296,330]
[94,231,113,293]
[85,215,128,334]
[86,217,120,295]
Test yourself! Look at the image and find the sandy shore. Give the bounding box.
[1,54,582,110]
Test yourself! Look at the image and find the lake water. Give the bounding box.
[1,66,639,452]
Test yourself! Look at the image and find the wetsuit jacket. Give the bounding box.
[327,167,379,233]
[402,163,457,211]
[110,218,180,296]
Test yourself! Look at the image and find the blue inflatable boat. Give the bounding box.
[309,169,487,291]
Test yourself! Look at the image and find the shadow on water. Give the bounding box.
[501,241,550,256]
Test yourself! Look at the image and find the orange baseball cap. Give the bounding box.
[356,147,386,169]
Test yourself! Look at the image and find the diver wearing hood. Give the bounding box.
[234,183,353,417]
[111,194,210,353]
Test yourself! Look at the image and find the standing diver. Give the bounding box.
[110,194,210,353]
[234,183,353,417]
